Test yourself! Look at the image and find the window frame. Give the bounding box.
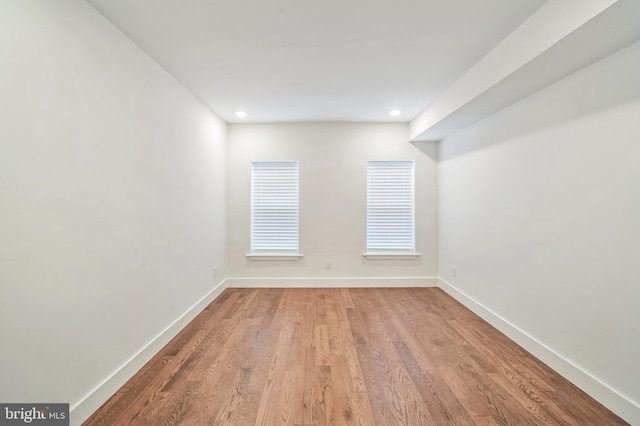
[248,161,302,260]
[364,160,418,258]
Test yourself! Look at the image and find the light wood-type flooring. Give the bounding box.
[84,288,628,425]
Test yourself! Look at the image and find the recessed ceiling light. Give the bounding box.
[235,111,247,118]
[389,109,402,117]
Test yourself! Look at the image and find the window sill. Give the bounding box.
[363,253,420,260]
[246,253,304,261]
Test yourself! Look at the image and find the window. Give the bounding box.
[366,160,415,255]
[250,161,300,256]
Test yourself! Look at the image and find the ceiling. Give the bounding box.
[86,0,547,123]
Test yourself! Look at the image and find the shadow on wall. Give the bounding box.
[411,140,438,162]
[438,40,640,161]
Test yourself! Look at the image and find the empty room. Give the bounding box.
[1,0,639,425]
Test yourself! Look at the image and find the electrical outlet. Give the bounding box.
[452,266,456,278]
[325,260,331,269]
[213,267,217,278]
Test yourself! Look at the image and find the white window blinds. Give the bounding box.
[366,160,415,254]
[251,161,299,254]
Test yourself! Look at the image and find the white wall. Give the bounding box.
[0,1,227,423]
[438,41,640,423]
[227,123,438,284]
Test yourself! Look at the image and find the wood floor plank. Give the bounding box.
[329,301,367,394]
[355,291,434,425]
[376,290,476,425]
[253,304,296,425]
[84,288,629,426]
[300,346,316,425]
[314,325,330,367]
[439,366,496,419]
[348,391,376,426]
[393,340,473,425]
[345,306,388,423]
[309,365,334,425]
[177,332,254,424]
[215,289,287,425]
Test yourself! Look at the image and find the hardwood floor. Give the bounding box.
[84,288,628,425]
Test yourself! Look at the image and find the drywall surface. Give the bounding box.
[227,123,438,280]
[438,41,640,420]
[0,1,227,421]
[409,0,619,141]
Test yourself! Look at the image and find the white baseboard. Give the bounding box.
[438,278,640,425]
[227,277,438,288]
[69,279,228,426]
